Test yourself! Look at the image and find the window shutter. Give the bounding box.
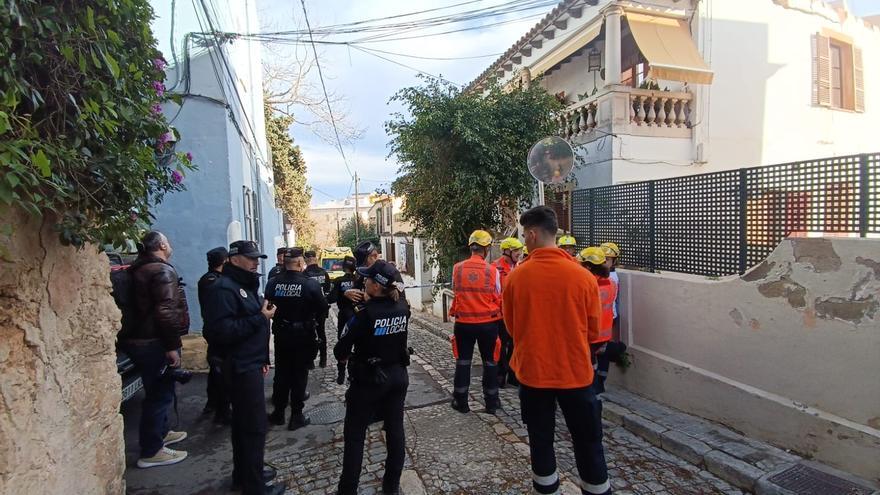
[812,34,831,107]
[854,46,865,112]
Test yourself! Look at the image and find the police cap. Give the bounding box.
[206,246,228,267]
[303,250,317,259]
[228,240,267,259]
[356,259,402,290]
[284,247,305,259]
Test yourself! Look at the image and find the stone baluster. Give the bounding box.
[657,97,668,128]
[633,95,645,125]
[645,96,657,126]
[570,110,579,137]
[578,107,588,135]
[666,98,678,127]
[560,114,568,138]
[586,104,596,130]
[676,100,687,127]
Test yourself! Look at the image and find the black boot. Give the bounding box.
[451,393,470,413]
[318,345,327,368]
[213,407,231,425]
[268,409,285,426]
[288,412,311,431]
[485,396,502,415]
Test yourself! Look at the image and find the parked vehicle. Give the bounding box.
[320,246,354,280]
[107,249,142,403]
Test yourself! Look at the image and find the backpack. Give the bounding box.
[110,267,139,339]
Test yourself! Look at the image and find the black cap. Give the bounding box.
[356,260,402,290]
[342,256,356,272]
[276,247,287,255]
[303,250,317,258]
[354,241,377,267]
[284,247,304,259]
[228,240,267,259]
[206,247,228,267]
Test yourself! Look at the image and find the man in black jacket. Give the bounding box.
[202,240,283,495]
[120,231,191,469]
[266,248,329,430]
[267,247,286,282]
[303,250,331,367]
[198,246,230,424]
[328,256,357,385]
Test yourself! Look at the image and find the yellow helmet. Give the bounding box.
[577,247,606,265]
[500,237,524,251]
[468,229,493,247]
[600,242,620,258]
[557,235,577,247]
[522,246,529,255]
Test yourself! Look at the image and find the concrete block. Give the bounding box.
[661,430,712,466]
[602,401,629,425]
[181,333,209,371]
[704,450,764,491]
[399,469,426,495]
[622,414,667,447]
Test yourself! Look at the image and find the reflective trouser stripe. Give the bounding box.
[483,360,497,366]
[456,359,472,366]
[598,370,608,377]
[454,386,469,393]
[579,478,611,494]
[533,470,559,487]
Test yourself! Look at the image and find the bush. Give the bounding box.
[0,0,193,247]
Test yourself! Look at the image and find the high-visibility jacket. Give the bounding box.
[492,255,516,291]
[450,255,502,324]
[592,276,618,344]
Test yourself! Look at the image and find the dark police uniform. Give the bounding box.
[328,270,357,337]
[266,264,284,283]
[334,261,411,495]
[303,260,331,367]
[198,267,230,423]
[265,265,328,429]
[202,253,272,495]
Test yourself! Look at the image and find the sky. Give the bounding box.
[154,0,880,205]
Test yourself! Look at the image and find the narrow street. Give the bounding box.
[124,309,743,495]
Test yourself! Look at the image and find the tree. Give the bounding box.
[386,77,561,276]
[337,216,378,251]
[264,99,315,247]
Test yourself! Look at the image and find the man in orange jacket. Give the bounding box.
[503,207,611,495]
[493,237,523,388]
[449,230,503,414]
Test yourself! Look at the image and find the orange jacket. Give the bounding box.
[492,255,516,291]
[450,255,502,324]
[592,277,617,344]
[502,247,601,389]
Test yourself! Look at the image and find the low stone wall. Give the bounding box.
[611,237,880,482]
[0,210,125,493]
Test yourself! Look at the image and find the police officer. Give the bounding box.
[334,260,411,495]
[303,250,331,368]
[199,246,231,424]
[328,256,357,384]
[266,247,329,430]
[202,240,282,495]
[267,247,286,282]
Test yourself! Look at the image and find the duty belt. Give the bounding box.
[275,319,315,329]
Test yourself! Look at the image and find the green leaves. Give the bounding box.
[31,150,50,177]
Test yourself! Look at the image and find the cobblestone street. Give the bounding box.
[267,310,744,495]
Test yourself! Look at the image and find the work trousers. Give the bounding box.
[226,367,268,495]
[337,365,409,495]
[121,339,177,458]
[206,351,230,416]
[497,321,517,386]
[272,333,315,414]
[519,384,611,495]
[453,321,500,403]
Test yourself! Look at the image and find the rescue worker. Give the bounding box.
[518,246,529,266]
[503,206,611,495]
[449,230,502,414]
[267,247,286,282]
[493,237,523,388]
[600,242,621,340]
[202,240,282,495]
[329,256,358,384]
[557,234,578,257]
[199,246,231,425]
[334,260,411,495]
[578,247,617,394]
[265,247,328,430]
[303,250,331,368]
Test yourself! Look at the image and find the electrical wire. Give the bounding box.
[348,45,460,86]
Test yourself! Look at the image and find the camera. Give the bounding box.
[159,364,192,384]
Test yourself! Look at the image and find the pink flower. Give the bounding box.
[171,170,183,184]
[152,81,165,97]
[151,103,162,115]
[185,152,193,162]
[158,131,173,145]
[153,58,167,71]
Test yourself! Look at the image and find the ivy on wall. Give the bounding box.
[0,1,193,247]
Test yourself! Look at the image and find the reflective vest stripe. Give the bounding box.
[451,256,501,323]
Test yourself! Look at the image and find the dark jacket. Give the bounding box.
[329,272,357,328]
[267,264,285,284]
[202,263,270,374]
[127,254,190,350]
[334,296,411,367]
[265,270,329,331]
[198,269,224,357]
[303,264,331,318]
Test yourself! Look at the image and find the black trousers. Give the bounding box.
[316,317,328,363]
[519,384,611,495]
[337,365,409,495]
[453,321,500,402]
[497,322,517,386]
[272,333,315,413]
[226,368,268,495]
[206,353,230,414]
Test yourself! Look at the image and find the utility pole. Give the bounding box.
[353,171,360,243]
[336,211,340,244]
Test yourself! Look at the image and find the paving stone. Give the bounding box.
[601,401,629,425]
[622,414,667,447]
[705,450,765,491]
[661,429,712,466]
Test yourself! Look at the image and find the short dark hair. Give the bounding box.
[519,206,558,236]
[469,244,487,253]
[206,247,228,269]
[141,231,165,253]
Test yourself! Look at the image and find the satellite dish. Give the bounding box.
[527,136,574,184]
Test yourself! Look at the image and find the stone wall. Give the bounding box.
[0,209,125,494]
[611,237,880,482]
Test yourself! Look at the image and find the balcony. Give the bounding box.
[556,86,694,142]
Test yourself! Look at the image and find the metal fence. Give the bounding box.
[571,153,879,277]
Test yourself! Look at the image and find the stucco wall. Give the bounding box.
[612,237,880,481]
[0,210,125,493]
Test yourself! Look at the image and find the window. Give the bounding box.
[813,32,864,112]
[386,205,393,232]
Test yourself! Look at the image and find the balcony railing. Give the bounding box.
[556,87,694,141]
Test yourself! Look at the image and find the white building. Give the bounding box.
[471,0,879,188]
[308,194,373,248]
